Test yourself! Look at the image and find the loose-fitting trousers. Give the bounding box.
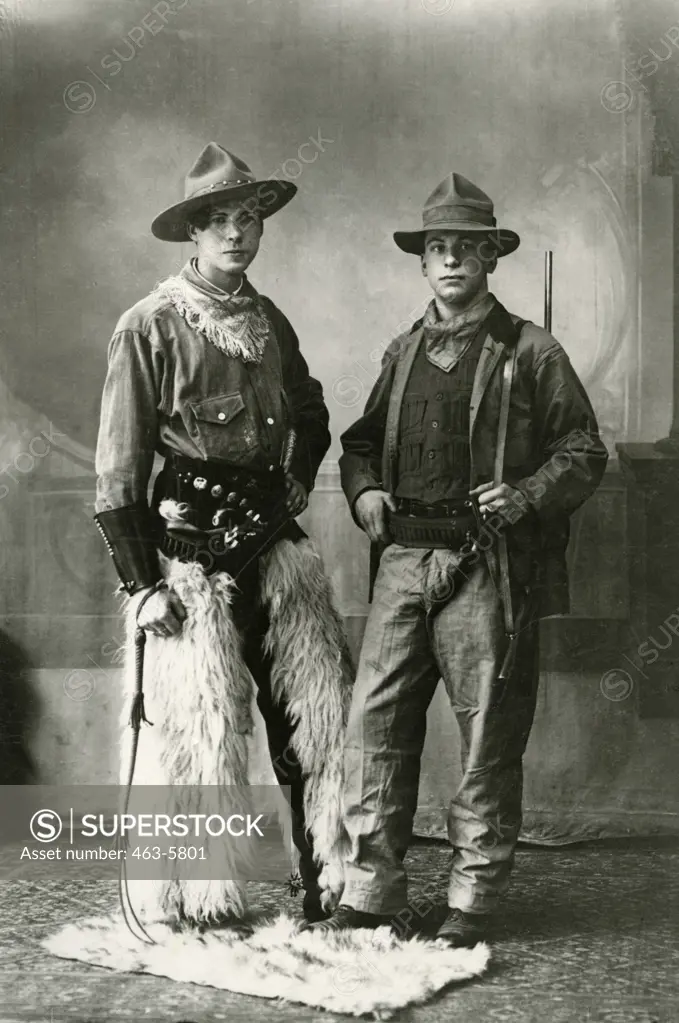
[342,543,539,916]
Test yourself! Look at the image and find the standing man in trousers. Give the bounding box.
[308,172,608,945]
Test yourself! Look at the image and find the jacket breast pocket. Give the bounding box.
[188,391,259,462]
[400,396,427,439]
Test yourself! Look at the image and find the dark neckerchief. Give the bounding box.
[422,292,496,373]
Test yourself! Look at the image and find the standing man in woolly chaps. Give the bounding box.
[94,142,353,929]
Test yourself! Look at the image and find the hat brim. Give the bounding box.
[151,179,297,242]
[394,223,520,257]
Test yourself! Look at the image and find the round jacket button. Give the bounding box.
[217,412,226,421]
[193,477,207,490]
[266,417,274,425]
[211,484,223,497]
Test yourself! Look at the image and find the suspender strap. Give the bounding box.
[495,347,518,637]
[495,347,517,487]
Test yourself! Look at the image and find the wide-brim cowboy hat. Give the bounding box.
[394,172,520,257]
[151,142,297,242]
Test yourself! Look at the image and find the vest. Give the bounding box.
[394,326,486,503]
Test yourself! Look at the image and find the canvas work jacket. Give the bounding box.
[95,264,331,514]
[339,298,609,620]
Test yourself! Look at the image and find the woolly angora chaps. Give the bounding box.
[121,527,353,927]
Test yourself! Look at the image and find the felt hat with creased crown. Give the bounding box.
[151,142,297,242]
[394,172,520,256]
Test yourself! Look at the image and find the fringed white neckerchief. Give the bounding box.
[154,262,272,363]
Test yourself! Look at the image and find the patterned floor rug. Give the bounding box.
[43,911,490,1020]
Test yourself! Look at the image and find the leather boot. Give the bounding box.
[435,908,491,947]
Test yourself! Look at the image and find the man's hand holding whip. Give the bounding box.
[135,584,187,638]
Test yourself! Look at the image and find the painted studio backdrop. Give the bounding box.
[0,0,678,840]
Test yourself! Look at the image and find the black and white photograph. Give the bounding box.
[0,0,677,1020]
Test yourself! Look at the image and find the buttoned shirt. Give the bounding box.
[394,324,486,502]
[95,262,330,512]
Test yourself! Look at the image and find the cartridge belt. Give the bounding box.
[152,453,299,575]
[389,498,476,549]
[154,453,287,522]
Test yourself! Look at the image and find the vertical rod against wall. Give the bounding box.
[668,174,679,443]
[544,250,553,332]
[653,175,679,453]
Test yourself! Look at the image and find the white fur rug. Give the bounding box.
[43,912,490,1019]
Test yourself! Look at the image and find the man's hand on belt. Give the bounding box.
[285,473,308,516]
[470,481,528,523]
[355,489,397,544]
[135,585,187,638]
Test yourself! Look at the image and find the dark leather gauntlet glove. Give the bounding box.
[94,503,162,595]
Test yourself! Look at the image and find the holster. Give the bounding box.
[152,453,304,578]
[94,503,162,595]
